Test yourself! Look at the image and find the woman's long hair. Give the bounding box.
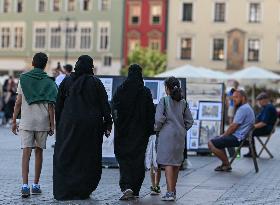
[164,77,183,102]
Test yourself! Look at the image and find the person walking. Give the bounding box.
[155,77,193,201]
[53,55,112,200]
[112,64,155,200]
[11,52,57,198]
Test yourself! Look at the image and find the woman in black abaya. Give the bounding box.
[112,64,155,200]
[53,55,112,200]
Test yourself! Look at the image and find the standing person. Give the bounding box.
[227,81,239,124]
[53,55,112,200]
[55,63,73,87]
[3,76,17,125]
[155,77,193,201]
[112,64,155,200]
[11,52,57,198]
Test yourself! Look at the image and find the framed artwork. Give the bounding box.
[199,121,221,148]
[190,138,199,149]
[188,100,199,110]
[198,102,222,121]
[144,80,160,104]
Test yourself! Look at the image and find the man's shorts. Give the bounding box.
[19,130,48,149]
[211,135,241,149]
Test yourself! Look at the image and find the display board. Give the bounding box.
[97,76,187,166]
[186,83,225,153]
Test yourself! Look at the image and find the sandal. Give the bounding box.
[214,165,232,172]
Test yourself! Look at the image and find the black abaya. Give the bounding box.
[53,74,112,200]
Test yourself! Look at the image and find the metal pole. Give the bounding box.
[64,17,70,65]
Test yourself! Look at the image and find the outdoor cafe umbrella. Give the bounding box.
[229,66,280,105]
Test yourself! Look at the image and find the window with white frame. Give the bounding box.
[1,27,10,48]
[16,0,23,13]
[149,38,161,51]
[248,39,260,61]
[130,4,141,25]
[3,0,12,13]
[38,0,47,12]
[51,0,61,11]
[180,38,192,60]
[182,3,193,22]
[34,27,47,49]
[214,3,225,22]
[128,39,140,53]
[98,23,110,51]
[14,27,23,48]
[81,0,90,11]
[66,27,76,49]
[80,27,91,50]
[150,4,162,25]
[67,0,75,11]
[50,27,61,49]
[213,38,224,60]
[103,55,112,66]
[249,3,261,23]
[100,0,110,11]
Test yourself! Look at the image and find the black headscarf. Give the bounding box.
[70,55,94,94]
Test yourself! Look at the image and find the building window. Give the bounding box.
[50,27,61,49]
[180,38,192,60]
[98,23,110,51]
[51,0,61,11]
[214,3,225,22]
[182,3,192,22]
[233,38,239,54]
[100,0,110,11]
[128,39,140,53]
[14,27,23,49]
[80,27,91,50]
[213,39,224,61]
[38,0,46,12]
[1,27,10,48]
[3,0,12,13]
[248,39,260,61]
[150,4,162,25]
[67,0,75,11]
[16,0,23,13]
[35,28,46,49]
[103,55,112,66]
[66,27,76,49]
[249,3,261,23]
[81,0,90,11]
[130,4,141,25]
[149,38,161,51]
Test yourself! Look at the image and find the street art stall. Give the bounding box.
[186,83,226,154]
[98,76,187,167]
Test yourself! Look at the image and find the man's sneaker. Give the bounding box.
[161,192,175,201]
[21,186,30,198]
[119,189,134,200]
[150,185,161,195]
[31,184,42,195]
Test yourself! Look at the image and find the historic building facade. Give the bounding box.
[0,0,124,75]
[167,0,280,72]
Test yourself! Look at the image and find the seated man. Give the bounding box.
[208,90,255,172]
[244,92,278,157]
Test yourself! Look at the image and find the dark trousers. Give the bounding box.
[116,152,146,196]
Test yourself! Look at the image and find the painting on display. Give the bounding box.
[144,80,160,104]
[190,109,198,120]
[190,138,199,149]
[199,121,221,148]
[198,102,222,121]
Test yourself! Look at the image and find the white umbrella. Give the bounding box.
[229,66,280,105]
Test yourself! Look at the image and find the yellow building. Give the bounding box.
[167,0,280,72]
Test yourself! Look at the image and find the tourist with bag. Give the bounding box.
[155,77,193,201]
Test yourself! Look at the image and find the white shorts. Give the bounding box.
[19,130,48,149]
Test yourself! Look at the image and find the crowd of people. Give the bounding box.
[11,53,194,201]
[5,51,279,202]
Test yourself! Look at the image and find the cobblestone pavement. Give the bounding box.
[1,126,280,205]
